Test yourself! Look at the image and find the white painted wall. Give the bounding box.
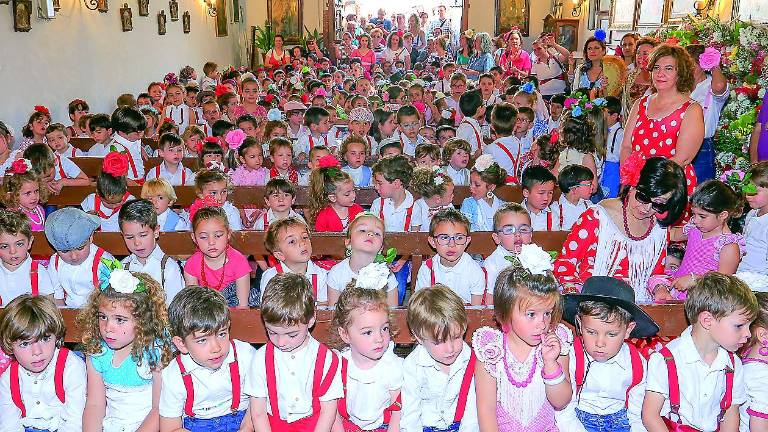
[0,0,247,136]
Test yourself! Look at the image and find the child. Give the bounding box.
[411,166,456,232]
[557,112,598,191]
[643,272,757,432]
[548,94,565,133]
[473,256,572,430]
[483,203,534,294]
[245,273,342,431]
[200,101,221,137]
[0,295,86,431]
[513,87,549,139]
[24,144,89,196]
[326,214,399,306]
[268,137,299,183]
[109,106,148,182]
[284,101,309,140]
[231,136,269,185]
[379,141,403,158]
[298,145,332,187]
[415,143,441,169]
[45,123,84,158]
[416,208,487,305]
[0,210,59,304]
[19,106,51,149]
[651,180,745,302]
[182,125,206,158]
[67,98,90,138]
[485,103,526,179]
[309,155,364,232]
[521,165,559,231]
[78,266,174,432]
[340,135,373,187]
[446,72,466,124]
[295,107,338,161]
[460,154,508,232]
[512,107,535,156]
[86,113,114,157]
[145,133,195,186]
[184,204,252,307]
[555,165,593,230]
[371,154,422,232]
[479,73,502,106]
[201,61,219,91]
[739,292,768,432]
[199,137,226,169]
[331,286,403,430]
[253,178,305,231]
[401,284,478,431]
[395,105,426,157]
[442,138,472,186]
[602,96,623,198]
[118,199,184,304]
[436,125,457,147]
[558,276,659,432]
[347,107,378,157]
[665,243,685,275]
[456,89,485,156]
[1,159,48,231]
[141,178,189,232]
[195,168,243,230]
[160,286,256,432]
[738,162,768,283]
[81,152,136,232]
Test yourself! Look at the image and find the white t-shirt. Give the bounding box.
[0,255,59,305]
[294,134,339,157]
[144,161,196,186]
[690,76,729,139]
[740,360,768,432]
[456,118,483,153]
[605,122,625,163]
[521,198,561,231]
[414,253,486,303]
[370,191,423,232]
[252,209,305,231]
[121,246,184,305]
[110,133,146,180]
[483,244,514,295]
[554,195,591,231]
[327,258,399,294]
[444,165,470,187]
[737,209,768,274]
[260,260,328,303]
[80,193,136,232]
[53,155,84,181]
[484,136,526,177]
[221,201,243,231]
[48,244,115,307]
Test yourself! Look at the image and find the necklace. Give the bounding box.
[502,334,537,388]
[200,247,229,290]
[21,206,43,225]
[622,199,653,241]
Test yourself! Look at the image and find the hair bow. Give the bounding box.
[619,152,647,187]
[9,159,32,175]
[188,195,222,221]
[163,117,176,125]
[98,258,146,294]
[33,105,50,116]
[267,108,282,121]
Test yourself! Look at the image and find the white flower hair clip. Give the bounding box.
[355,262,390,291]
[516,244,554,275]
[474,154,495,173]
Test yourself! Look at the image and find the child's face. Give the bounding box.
[144,115,156,131]
[571,180,593,201]
[166,87,184,106]
[416,154,438,169]
[515,117,532,134]
[269,127,287,140]
[313,116,331,135]
[428,221,470,265]
[99,298,137,351]
[550,102,563,119]
[19,180,41,210]
[90,127,112,144]
[185,135,201,153]
[203,104,221,124]
[71,108,88,123]
[265,189,296,213]
[307,149,331,170]
[418,327,465,367]
[437,130,456,147]
[512,94,533,109]
[223,98,238,113]
[450,80,466,98]
[420,128,436,144]
[348,217,384,256]
[449,149,470,169]
[265,319,315,352]
[149,85,164,103]
[349,120,371,137]
[373,173,401,199]
[408,87,424,102]
[137,95,152,106]
[665,255,681,274]
[707,309,753,352]
[0,232,31,269]
[120,221,159,260]
[379,115,397,137]
[523,181,555,212]
[492,211,533,254]
[185,92,198,108]
[382,146,402,158]
[161,143,184,165]
[479,77,495,95]
[173,326,231,370]
[273,225,312,265]
[508,297,557,347]
[11,334,57,374]
[690,206,727,234]
[192,217,230,259]
[577,314,635,362]
[399,114,420,140]
[469,171,493,201]
[242,83,260,104]
[57,238,92,266]
[32,117,50,137]
[145,191,174,215]
[240,146,264,170]
[330,179,356,208]
[200,180,229,206]
[746,186,768,211]
[203,153,223,165]
[339,307,391,361]
[440,182,455,207]
[0,133,11,154]
[239,121,259,138]
[46,130,68,152]
[356,80,371,96]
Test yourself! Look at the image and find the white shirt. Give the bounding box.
[158,208,190,232]
[200,76,217,91]
[221,201,243,231]
[86,142,112,157]
[393,132,425,157]
[412,199,454,233]
[80,193,136,232]
[0,255,59,304]
[484,136,525,177]
[0,348,86,432]
[110,133,146,180]
[739,360,768,432]
[606,122,625,163]
[531,56,567,96]
[56,145,85,158]
[415,253,486,303]
[444,165,470,186]
[252,209,305,231]
[483,244,514,294]
[159,339,256,419]
[294,133,339,157]
[48,244,115,307]
[144,161,196,186]
[401,343,478,432]
[244,336,343,422]
[53,154,83,181]
[327,258,399,294]
[370,190,422,232]
[164,104,192,134]
[456,118,483,153]
[555,195,591,231]
[121,246,184,305]
[556,342,647,432]
[521,198,561,231]
[737,209,768,274]
[338,343,403,430]
[690,76,729,139]
[342,165,372,188]
[260,260,328,303]
[646,326,746,431]
[548,116,561,133]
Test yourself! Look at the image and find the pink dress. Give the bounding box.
[184,246,252,306]
[20,205,45,231]
[231,166,269,225]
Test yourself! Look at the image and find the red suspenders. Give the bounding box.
[453,352,477,424]
[573,337,643,408]
[546,211,552,231]
[9,347,69,417]
[155,165,186,184]
[378,202,414,231]
[495,142,522,178]
[263,213,270,230]
[30,261,39,296]
[275,262,318,298]
[461,120,482,151]
[94,192,130,219]
[338,357,402,431]
[176,341,240,417]
[55,155,66,179]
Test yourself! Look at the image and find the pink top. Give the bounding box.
[231,166,269,186]
[351,48,376,71]
[500,49,532,77]
[674,223,745,278]
[184,246,251,290]
[20,205,45,231]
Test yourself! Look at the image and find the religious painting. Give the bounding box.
[183,11,190,33]
[268,0,302,43]
[608,0,635,29]
[734,0,768,22]
[158,9,166,35]
[120,3,133,31]
[554,18,579,52]
[13,0,32,32]
[215,0,228,36]
[495,0,530,36]
[137,0,148,16]
[97,0,108,12]
[169,0,178,21]
[637,0,665,26]
[669,0,697,20]
[52,0,60,11]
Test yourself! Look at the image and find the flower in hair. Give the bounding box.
[594,29,607,43]
[521,82,535,94]
[434,175,445,186]
[98,258,146,294]
[267,108,282,121]
[225,129,247,150]
[593,97,607,107]
[215,85,230,98]
[620,151,646,187]
[513,244,553,275]
[163,117,176,125]
[33,105,50,116]
[195,141,203,154]
[564,98,578,109]
[188,195,222,221]
[9,159,32,175]
[474,154,495,172]
[315,87,328,97]
[441,109,453,120]
[164,72,179,85]
[699,47,721,71]
[103,152,130,177]
[264,94,276,104]
[549,131,559,144]
[355,262,390,290]
[571,106,584,117]
[318,154,341,169]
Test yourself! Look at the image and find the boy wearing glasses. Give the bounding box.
[483,203,534,295]
[415,208,487,305]
[555,165,594,230]
[395,105,426,157]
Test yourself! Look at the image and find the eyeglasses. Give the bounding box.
[496,224,533,236]
[432,234,469,245]
[401,122,420,129]
[575,180,593,188]
[634,189,668,213]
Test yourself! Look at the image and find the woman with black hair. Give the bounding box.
[554,156,687,303]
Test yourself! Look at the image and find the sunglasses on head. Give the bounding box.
[634,189,668,213]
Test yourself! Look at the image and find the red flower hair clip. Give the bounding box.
[33,105,50,116]
[9,159,32,175]
[204,136,219,144]
[619,152,647,187]
[188,195,222,221]
[215,85,230,98]
[549,131,559,145]
[102,151,130,177]
[163,117,175,125]
[318,155,341,169]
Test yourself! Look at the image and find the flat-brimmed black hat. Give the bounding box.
[563,276,659,338]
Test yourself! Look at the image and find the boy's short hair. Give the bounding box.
[269,137,293,156]
[603,96,622,116]
[435,125,456,138]
[304,107,330,127]
[491,103,518,136]
[68,99,90,115]
[429,208,469,236]
[159,133,184,150]
[88,113,112,132]
[212,120,235,138]
[0,209,32,240]
[261,273,315,325]
[111,106,147,134]
[396,105,419,123]
[521,165,557,191]
[449,71,467,85]
[558,164,594,193]
[747,161,768,189]
[577,300,634,327]
[23,144,55,175]
[459,90,483,118]
[141,177,178,202]
[372,155,414,187]
[407,284,468,343]
[168,286,230,339]
[237,114,259,130]
[265,216,309,254]
[414,143,441,161]
[116,93,137,108]
[203,62,218,75]
[308,145,331,161]
[685,272,758,323]
[479,73,494,83]
[45,123,67,136]
[550,94,566,106]
[265,177,296,197]
[118,199,158,230]
[378,141,403,156]
[0,295,65,355]
[442,138,471,164]
[516,106,535,122]
[667,243,685,261]
[493,202,530,230]
[97,169,128,199]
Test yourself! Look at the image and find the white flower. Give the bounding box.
[109,269,141,294]
[517,244,553,275]
[474,154,494,172]
[760,88,767,99]
[434,176,444,186]
[355,262,390,290]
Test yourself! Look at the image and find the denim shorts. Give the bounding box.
[183,410,246,432]
[575,407,631,432]
[423,421,460,432]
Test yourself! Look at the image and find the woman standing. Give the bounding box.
[622,37,658,115]
[463,32,494,80]
[571,35,608,94]
[351,34,376,72]
[498,28,532,78]
[408,13,426,53]
[620,33,640,72]
[264,34,291,69]
[456,30,473,66]
[382,32,411,70]
[530,33,570,98]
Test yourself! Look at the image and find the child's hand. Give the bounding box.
[672,275,696,292]
[48,180,63,194]
[653,284,675,302]
[389,258,406,273]
[540,331,562,365]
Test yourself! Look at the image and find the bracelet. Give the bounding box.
[541,363,563,380]
[542,371,566,386]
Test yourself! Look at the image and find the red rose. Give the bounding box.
[103,151,130,177]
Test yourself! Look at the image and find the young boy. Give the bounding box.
[478,73,501,106]
[44,207,116,307]
[141,178,189,232]
[87,113,114,157]
[260,217,328,304]
[145,133,196,185]
[284,101,309,140]
[484,103,523,178]
[245,273,342,431]
[118,199,184,304]
[557,276,659,432]
[434,63,457,94]
[159,286,256,432]
[520,165,559,231]
[513,107,535,155]
[415,143,441,169]
[483,203,534,293]
[298,145,332,187]
[81,154,136,232]
[435,125,457,147]
[395,105,426,157]
[164,83,197,135]
[643,273,757,432]
[603,96,624,198]
[445,72,466,122]
[253,178,305,231]
[456,89,485,157]
[268,137,299,183]
[0,210,60,305]
[200,101,221,137]
[200,61,219,91]
[23,144,89,196]
[45,123,84,158]
[67,98,90,138]
[401,284,478,431]
[0,295,86,432]
[295,107,338,161]
[378,141,403,158]
[415,209,486,305]
[555,165,593,230]
[548,94,565,133]
[442,138,471,186]
[109,106,147,181]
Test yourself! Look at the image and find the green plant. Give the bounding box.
[253,21,275,52]
[300,26,325,51]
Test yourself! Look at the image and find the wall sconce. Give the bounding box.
[693,0,711,17]
[84,0,108,12]
[571,0,586,17]
[203,0,215,16]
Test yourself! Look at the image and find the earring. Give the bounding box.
[344,245,352,258]
[760,340,768,356]
[486,191,494,200]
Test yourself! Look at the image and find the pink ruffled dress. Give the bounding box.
[231,166,269,225]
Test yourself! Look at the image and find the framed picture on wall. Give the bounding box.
[554,18,579,52]
[495,0,530,36]
[120,3,133,31]
[137,0,148,15]
[169,0,178,21]
[216,0,228,36]
[268,0,302,43]
[158,10,166,35]
[12,0,32,32]
[637,0,665,26]
[733,0,768,22]
[669,0,697,20]
[609,0,636,30]
[183,11,190,33]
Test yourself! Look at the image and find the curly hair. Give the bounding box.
[76,272,173,370]
[308,165,353,224]
[411,167,451,199]
[647,44,696,94]
[1,171,48,209]
[329,284,393,350]
[475,32,494,55]
[559,112,596,154]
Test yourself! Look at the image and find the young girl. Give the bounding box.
[198,137,226,169]
[163,83,197,134]
[140,106,160,140]
[0,159,48,231]
[326,214,399,307]
[194,169,243,230]
[473,252,572,431]
[183,204,253,307]
[182,125,205,158]
[442,138,472,186]
[740,292,768,432]
[520,133,561,178]
[650,180,745,302]
[557,113,598,194]
[331,286,403,431]
[310,155,364,232]
[340,135,373,187]
[19,106,51,150]
[371,109,397,144]
[81,152,135,232]
[230,136,269,186]
[78,266,173,432]
[738,162,768,288]
[411,166,456,232]
[460,154,508,232]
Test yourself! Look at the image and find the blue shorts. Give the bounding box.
[423,422,460,432]
[25,428,53,432]
[692,137,715,182]
[601,161,621,198]
[575,407,631,432]
[183,410,247,432]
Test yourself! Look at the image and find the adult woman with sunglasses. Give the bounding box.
[554,156,687,303]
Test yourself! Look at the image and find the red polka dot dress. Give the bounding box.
[631,95,697,195]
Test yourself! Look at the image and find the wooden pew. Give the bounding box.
[71,157,199,178]
[70,137,159,152]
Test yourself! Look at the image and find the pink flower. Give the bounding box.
[318,154,341,169]
[699,47,721,71]
[564,98,578,109]
[225,129,247,150]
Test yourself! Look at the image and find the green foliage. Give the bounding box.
[253,21,275,52]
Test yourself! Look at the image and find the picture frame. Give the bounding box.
[183,11,190,33]
[137,0,148,16]
[97,0,108,13]
[495,0,530,36]
[554,18,579,52]
[52,0,60,11]
[668,0,696,20]
[158,10,166,35]
[637,0,665,26]
[215,0,228,36]
[169,0,178,21]
[12,0,32,32]
[608,0,636,29]
[120,3,133,31]
[267,0,302,43]
[232,0,240,22]
[733,0,768,22]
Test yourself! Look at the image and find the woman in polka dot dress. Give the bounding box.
[619,44,704,196]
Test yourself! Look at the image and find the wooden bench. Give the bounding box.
[71,157,200,178]
[70,137,159,152]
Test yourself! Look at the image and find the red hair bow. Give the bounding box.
[33,105,50,116]
[619,152,647,187]
[163,117,175,125]
[188,195,222,221]
[215,85,230,98]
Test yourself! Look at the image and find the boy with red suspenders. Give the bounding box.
[144,133,196,186]
[159,286,256,432]
[401,285,478,432]
[520,165,561,231]
[558,276,659,432]
[484,103,526,180]
[644,273,758,432]
[0,295,86,432]
[246,273,342,432]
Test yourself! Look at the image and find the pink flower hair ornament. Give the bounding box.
[188,195,222,221]
[225,129,247,150]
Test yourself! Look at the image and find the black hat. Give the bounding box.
[563,276,659,338]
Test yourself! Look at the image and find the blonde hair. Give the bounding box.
[261,273,315,325]
[339,134,369,162]
[411,167,453,199]
[330,285,391,349]
[685,272,758,323]
[346,213,384,240]
[407,284,467,343]
[0,295,66,355]
[1,171,49,209]
[494,266,562,327]
[182,125,206,142]
[141,177,177,202]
